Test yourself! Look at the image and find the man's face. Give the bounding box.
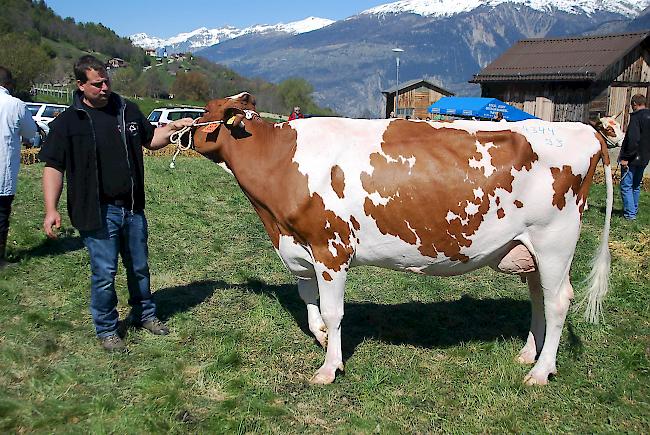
[78,68,111,108]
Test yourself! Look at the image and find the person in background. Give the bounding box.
[289,106,304,121]
[492,111,504,122]
[0,66,38,268]
[619,93,650,220]
[38,55,193,352]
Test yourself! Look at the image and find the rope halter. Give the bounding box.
[168,109,260,169]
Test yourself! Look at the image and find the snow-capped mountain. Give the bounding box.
[130,17,334,53]
[196,0,649,117]
[361,0,647,18]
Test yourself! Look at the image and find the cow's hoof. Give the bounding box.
[516,349,537,365]
[523,366,556,386]
[310,370,335,385]
[309,363,344,385]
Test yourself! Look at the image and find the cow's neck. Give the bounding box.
[219,120,298,199]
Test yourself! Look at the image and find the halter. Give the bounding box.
[167,109,260,169]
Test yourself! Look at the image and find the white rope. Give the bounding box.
[167,109,260,169]
[168,120,223,169]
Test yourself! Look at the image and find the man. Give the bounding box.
[0,66,38,268]
[288,106,304,121]
[39,55,193,352]
[619,93,650,220]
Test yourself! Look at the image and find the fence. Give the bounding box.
[31,84,73,103]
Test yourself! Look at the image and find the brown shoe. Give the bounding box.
[100,334,126,352]
[141,317,169,336]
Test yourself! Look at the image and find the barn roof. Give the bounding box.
[382,78,453,95]
[471,31,650,83]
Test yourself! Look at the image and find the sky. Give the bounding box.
[44,0,391,38]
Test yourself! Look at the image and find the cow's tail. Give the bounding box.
[580,136,613,324]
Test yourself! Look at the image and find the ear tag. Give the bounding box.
[227,116,238,125]
[201,123,219,133]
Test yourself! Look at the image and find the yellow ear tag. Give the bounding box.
[226,116,238,125]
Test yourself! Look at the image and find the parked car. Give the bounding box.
[24,102,68,147]
[147,107,205,128]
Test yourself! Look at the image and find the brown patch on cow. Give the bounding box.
[576,151,603,214]
[200,119,353,272]
[350,216,361,231]
[361,123,538,262]
[550,166,583,210]
[331,165,345,199]
[514,200,524,208]
[496,197,501,206]
[322,271,333,281]
[497,208,505,219]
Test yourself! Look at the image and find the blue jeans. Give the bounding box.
[80,204,157,337]
[620,165,646,219]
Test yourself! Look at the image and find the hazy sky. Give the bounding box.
[44,0,390,38]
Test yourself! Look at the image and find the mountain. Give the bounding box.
[130,17,334,54]
[194,0,648,117]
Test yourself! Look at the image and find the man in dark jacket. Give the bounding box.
[39,55,193,352]
[619,93,650,220]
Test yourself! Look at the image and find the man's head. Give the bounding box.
[74,55,111,108]
[0,66,15,92]
[631,93,647,111]
[294,106,301,114]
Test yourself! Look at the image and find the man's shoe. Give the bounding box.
[100,334,126,352]
[141,317,170,336]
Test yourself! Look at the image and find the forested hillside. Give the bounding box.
[0,0,334,115]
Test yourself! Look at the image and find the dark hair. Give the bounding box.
[0,66,13,88]
[74,55,106,82]
[631,93,647,107]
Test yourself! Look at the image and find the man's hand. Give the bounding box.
[169,117,195,130]
[43,210,61,239]
[148,117,196,150]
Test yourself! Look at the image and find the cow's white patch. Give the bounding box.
[474,187,484,199]
[367,192,391,206]
[468,140,496,177]
[465,202,480,216]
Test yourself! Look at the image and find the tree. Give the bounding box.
[172,71,210,101]
[136,68,166,98]
[0,33,51,92]
[277,77,314,112]
[110,67,139,97]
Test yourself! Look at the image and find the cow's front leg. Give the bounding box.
[310,267,347,385]
[298,277,327,348]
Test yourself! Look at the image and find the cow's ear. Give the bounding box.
[224,108,245,128]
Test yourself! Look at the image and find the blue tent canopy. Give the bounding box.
[427,97,537,121]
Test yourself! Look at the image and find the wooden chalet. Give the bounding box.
[471,31,650,129]
[382,79,454,119]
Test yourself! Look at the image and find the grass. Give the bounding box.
[1,157,648,433]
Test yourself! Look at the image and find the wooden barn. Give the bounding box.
[382,79,454,119]
[471,31,650,129]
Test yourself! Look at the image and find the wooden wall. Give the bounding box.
[388,86,449,119]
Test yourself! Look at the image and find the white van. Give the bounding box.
[147,107,205,128]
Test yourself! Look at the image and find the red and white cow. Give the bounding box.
[192,92,613,386]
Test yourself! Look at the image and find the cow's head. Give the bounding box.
[192,92,257,160]
[593,116,624,148]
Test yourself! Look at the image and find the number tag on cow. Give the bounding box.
[202,123,219,133]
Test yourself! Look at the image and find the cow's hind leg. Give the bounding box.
[523,265,574,385]
[518,271,545,365]
[310,267,347,385]
[298,278,327,348]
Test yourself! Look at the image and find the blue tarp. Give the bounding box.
[427,97,537,121]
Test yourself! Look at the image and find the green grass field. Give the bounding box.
[1,157,648,433]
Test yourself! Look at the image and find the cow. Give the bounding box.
[592,116,624,148]
[190,92,613,386]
